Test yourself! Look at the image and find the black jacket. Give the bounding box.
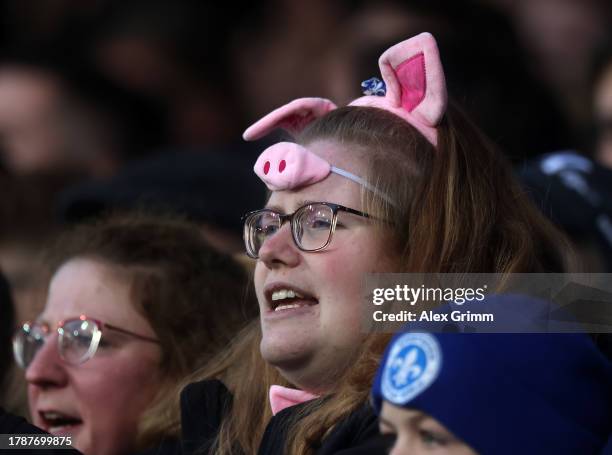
[2,379,390,455]
[0,407,81,454]
[148,379,390,455]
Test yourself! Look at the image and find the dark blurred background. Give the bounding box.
[1,0,612,413]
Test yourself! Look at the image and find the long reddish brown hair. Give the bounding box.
[194,104,569,454]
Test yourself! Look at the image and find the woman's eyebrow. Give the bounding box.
[263,204,284,212]
[34,316,49,325]
[409,413,429,426]
[295,199,321,208]
[390,408,427,427]
[265,200,320,213]
[418,416,455,436]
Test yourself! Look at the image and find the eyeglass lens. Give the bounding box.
[58,319,100,365]
[249,211,281,258]
[13,323,46,369]
[293,204,334,251]
[247,203,335,257]
[13,319,101,369]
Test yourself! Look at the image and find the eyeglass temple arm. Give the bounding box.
[104,324,160,344]
[340,206,372,219]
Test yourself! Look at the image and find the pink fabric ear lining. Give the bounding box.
[381,32,447,127]
[396,53,426,112]
[350,32,447,146]
[243,97,338,141]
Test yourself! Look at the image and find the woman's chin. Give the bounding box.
[260,337,315,371]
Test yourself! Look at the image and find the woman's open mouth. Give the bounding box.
[39,410,83,435]
[265,284,319,314]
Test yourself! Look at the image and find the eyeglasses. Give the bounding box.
[12,315,160,369]
[242,202,372,259]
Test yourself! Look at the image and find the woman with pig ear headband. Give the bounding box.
[160,32,568,455]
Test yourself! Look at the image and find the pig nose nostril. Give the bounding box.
[279,160,286,173]
[264,161,271,175]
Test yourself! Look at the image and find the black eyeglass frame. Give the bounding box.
[242,201,372,259]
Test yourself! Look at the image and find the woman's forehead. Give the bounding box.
[306,139,368,175]
[266,172,363,212]
[264,139,368,210]
[42,259,153,335]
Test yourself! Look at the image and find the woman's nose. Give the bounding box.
[24,335,68,388]
[258,222,301,269]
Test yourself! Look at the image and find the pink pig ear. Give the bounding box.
[243,97,337,141]
[379,32,447,129]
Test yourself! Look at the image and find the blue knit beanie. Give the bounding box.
[371,295,612,455]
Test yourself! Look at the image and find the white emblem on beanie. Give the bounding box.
[382,333,441,405]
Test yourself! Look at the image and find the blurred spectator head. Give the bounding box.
[519,151,612,271]
[0,66,69,176]
[510,0,611,129]
[19,213,256,454]
[57,147,266,254]
[230,0,347,121]
[0,174,63,330]
[90,0,243,146]
[320,0,572,162]
[591,37,612,169]
[0,50,167,178]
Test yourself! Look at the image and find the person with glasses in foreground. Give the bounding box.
[371,295,612,455]
[160,33,568,455]
[8,213,256,455]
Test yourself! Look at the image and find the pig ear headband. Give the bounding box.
[243,33,447,202]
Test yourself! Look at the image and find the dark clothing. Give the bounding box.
[137,380,231,455]
[180,380,232,454]
[0,407,81,454]
[151,379,390,455]
[1,378,389,455]
[259,394,389,454]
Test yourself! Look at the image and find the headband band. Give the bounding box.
[253,142,395,205]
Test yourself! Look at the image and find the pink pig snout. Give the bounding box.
[253,142,331,191]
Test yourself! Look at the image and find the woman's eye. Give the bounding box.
[260,224,279,236]
[419,429,448,447]
[97,337,113,348]
[74,335,93,349]
[310,218,332,229]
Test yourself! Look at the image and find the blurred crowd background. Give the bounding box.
[1,0,612,414]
